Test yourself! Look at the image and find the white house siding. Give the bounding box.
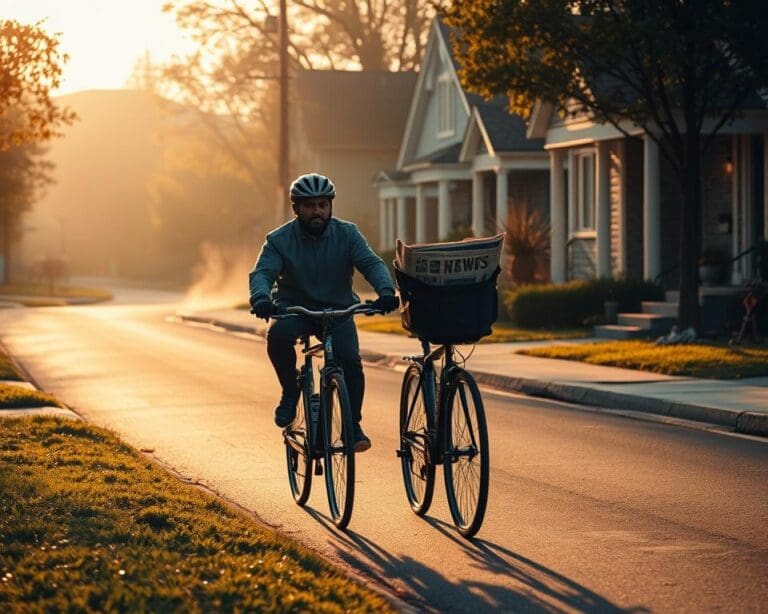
[570,238,597,279]
[414,75,468,160]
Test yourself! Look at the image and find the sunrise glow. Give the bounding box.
[0,0,192,94]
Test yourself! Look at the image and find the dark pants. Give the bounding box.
[266,316,365,422]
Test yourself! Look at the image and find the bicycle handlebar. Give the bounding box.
[251,302,386,320]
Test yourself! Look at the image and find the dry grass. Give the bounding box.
[0,417,393,612]
[0,384,60,409]
[356,315,589,343]
[520,340,768,378]
[0,284,113,303]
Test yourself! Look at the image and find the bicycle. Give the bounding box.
[271,302,385,529]
[397,338,489,538]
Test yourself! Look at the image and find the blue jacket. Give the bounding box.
[249,217,395,309]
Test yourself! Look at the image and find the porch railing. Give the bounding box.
[653,240,768,288]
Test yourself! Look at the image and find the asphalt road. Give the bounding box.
[1,287,767,613]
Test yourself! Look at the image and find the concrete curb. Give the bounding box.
[176,314,768,438]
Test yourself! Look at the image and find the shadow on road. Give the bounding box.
[304,506,649,613]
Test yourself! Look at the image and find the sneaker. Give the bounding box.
[274,392,298,428]
[351,423,372,453]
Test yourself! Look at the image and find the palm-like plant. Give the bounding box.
[499,201,550,285]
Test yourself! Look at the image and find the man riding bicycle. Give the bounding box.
[248,173,398,452]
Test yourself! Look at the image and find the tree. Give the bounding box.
[157,0,434,222]
[1,19,74,282]
[0,144,53,282]
[443,0,768,331]
[0,19,75,149]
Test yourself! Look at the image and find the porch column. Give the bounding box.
[495,168,508,232]
[643,135,661,280]
[596,141,611,277]
[387,199,397,249]
[567,150,577,235]
[550,149,567,283]
[438,180,451,240]
[378,198,387,250]
[396,196,407,243]
[415,184,427,243]
[472,171,485,237]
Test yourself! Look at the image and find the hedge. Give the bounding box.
[502,278,664,328]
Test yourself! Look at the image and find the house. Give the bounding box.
[528,98,768,285]
[291,69,417,242]
[527,91,768,336]
[375,20,549,265]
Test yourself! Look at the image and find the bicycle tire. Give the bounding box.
[442,370,489,538]
[323,371,355,528]
[399,364,436,515]
[285,373,313,505]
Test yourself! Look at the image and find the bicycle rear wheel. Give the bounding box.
[399,364,435,515]
[442,370,489,538]
[323,371,355,528]
[285,373,313,505]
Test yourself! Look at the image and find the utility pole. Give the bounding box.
[277,0,289,224]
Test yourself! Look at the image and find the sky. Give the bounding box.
[0,0,194,95]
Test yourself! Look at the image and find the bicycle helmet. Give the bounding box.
[289,173,336,202]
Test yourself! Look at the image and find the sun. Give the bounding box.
[0,0,194,94]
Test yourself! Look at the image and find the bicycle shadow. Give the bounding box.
[303,508,649,613]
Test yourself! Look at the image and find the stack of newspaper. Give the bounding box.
[395,234,505,286]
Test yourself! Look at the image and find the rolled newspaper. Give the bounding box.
[395,234,504,286]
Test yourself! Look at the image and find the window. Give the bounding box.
[576,150,596,231]
[437,73,454,137]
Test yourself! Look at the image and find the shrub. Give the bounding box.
[503,277,664,328]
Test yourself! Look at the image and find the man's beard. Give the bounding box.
[299,215,330,236]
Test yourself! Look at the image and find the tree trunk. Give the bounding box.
[0,207,10,285]
[676,133,703,332]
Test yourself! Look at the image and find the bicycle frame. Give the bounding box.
[276,302,381,458]
[404,339,480,466]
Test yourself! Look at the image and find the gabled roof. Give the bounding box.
[294,69,417,150]
[397,18,543,169]
[468,94,545,152]
[396,19,472,168]
[410,142,463,166]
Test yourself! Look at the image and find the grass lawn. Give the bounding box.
[0,284,113,305]
[0,384,60,409]
[0,417,393,612]
[356,315,589,343]
[520,340,768,379]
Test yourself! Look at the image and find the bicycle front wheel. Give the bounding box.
[442,370,489,538]
[323,371,355,529]
[285,374,312,506]
[399,364,435,515]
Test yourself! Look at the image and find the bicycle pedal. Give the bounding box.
[314,459,323,476]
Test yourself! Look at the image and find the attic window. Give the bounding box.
[437,73,455,137]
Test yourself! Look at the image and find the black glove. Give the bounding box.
[250,298,275,320]
[372,293,399,314]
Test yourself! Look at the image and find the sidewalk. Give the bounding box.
[178,307,768,438]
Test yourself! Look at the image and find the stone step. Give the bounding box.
[641,301,678,317]
[593,324,650,340]
[617,313,676,332]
